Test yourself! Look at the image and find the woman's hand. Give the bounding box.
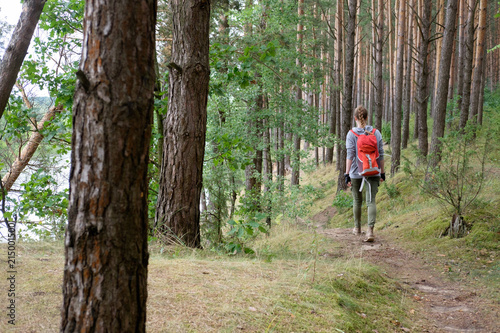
[344,173,351,187]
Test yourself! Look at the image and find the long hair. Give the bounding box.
[354,105,370,134]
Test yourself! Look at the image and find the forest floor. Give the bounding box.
[313,206,500,333]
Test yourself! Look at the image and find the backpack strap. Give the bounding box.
[371,128,377,135]
[350,129,359,137]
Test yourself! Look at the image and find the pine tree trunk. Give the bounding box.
[391,0,406,175]
[459,0,476,129]
[335,0,343,171]
[456,0,466,113]
[0,0,46,121]
[337,0,357,191]
[374,0,384,130]
[402,0,413,149]
[61,0,156,331]
[430,0,459,167]
[292,0,304,186]
[432,0,446,117]
[155,0,210,248]
[469,0,487,123]
[416,0,431,160]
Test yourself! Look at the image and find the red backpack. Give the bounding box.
[350,129,380,177]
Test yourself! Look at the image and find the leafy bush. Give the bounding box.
[332,190,353,212]
[404,124,489,237]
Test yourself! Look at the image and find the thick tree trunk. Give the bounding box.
[61,0,156,331]
[337,0,357,191]
[0,0,46,121]
[430,0,458,166]
[155,0,210,248]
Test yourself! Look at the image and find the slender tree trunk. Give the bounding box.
[0,0,46,121]
[416,0,432,160]
[459,0,476,129]
[61,0,156,331]
[335,0,343,171]
[469,0,487,123]
[155,0,210,248]
[374,0,384,130]
[430,0,459,166]
[432,0,446,118]
[292,0,304,186]
[391,0,406,175]
[337,0,357,191]
[402,0,414,149]
[456,0,466,114]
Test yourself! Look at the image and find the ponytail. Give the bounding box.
[354,105,370,134]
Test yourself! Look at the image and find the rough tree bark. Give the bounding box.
[337,0,357,191]
[155,0,210,248]
[468,0,487,123]
[415,0,432,160]
[391,0,406,175]
[61,0,156,331]
[402,0,414,149]
[0,0,46,121]
[430,0,458,166]
[374,0,384,131]
[459,0,476,129]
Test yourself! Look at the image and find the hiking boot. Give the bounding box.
[352,226,361,235]
[364,226,375,242]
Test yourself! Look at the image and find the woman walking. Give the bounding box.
[344,106,385,242]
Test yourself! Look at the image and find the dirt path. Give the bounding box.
[315,223,499,333]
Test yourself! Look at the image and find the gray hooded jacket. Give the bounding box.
[346,125,384,179]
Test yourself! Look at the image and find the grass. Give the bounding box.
[0,222,414,332]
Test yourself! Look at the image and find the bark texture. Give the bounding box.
[61,0,156,331]
[459,0,475,129]
[416,0,431,160]
[0,0,46,121]
[430,0,458,166]
[391,0,406,175]
[155,0,210,248]
[468,0,487,122]
[374,0,384,131]
[337,0,357,191]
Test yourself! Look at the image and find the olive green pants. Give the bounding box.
[351,177,380,228]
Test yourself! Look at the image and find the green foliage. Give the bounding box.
[225,215,268,254]
[332,190,353,212]
[381,121,391,144]
[383,182,400,199]
[15,169,68,240]
[403,123,488,223]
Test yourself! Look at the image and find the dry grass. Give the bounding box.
[0,222,410,332]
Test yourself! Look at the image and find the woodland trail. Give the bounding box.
[312,208,499,333]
